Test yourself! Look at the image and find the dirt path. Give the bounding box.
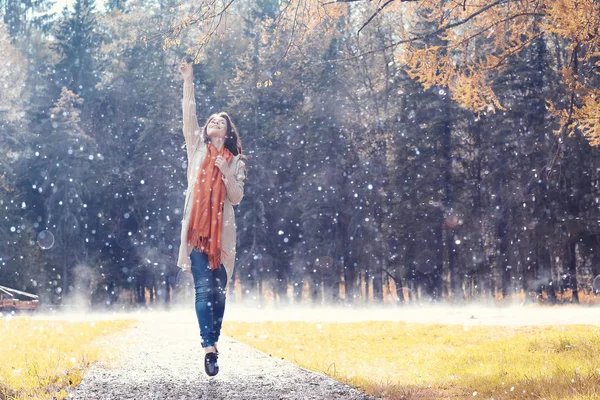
[67,311,379,400]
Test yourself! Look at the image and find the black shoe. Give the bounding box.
[204,351,219,376]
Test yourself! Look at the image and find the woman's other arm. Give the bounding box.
[222,159,247,206]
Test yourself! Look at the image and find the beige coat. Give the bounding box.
[177,80,247,291]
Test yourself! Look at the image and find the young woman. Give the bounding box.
[178,57,248,377]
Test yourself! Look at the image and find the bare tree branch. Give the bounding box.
[279,1,303,65]
[142,0,235,44]
[317,0,509,65]
[357,0,396,36]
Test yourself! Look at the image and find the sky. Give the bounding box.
[50,0,110,16]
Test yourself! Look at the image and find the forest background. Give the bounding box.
[1,0,600,308]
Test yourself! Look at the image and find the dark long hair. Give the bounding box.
[202,112,247,161]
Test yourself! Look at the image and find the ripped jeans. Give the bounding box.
[190,249,228,348]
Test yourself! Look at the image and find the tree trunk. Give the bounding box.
[323,268,340,305]
[292,276,303,304]
[343,258,356,304]
[568,241,579,303]
[372,265,383,303]
[310,275,321,304]
[165,275,171,305]
[275,270,288,306]
[441,93,458,302]
[498,211,512,299]
[394,273,405,303]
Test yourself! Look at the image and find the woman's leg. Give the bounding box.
[190,249,216,349]
[212,265,228,345]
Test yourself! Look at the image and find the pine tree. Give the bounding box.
[50,0,103,104]
[30,87,95,303]
[1,0,55,40]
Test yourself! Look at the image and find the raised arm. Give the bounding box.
[222,158,247,206]
[179,58,202,157]
[182,80,202,157]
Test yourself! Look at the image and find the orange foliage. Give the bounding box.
[165,0,600,143]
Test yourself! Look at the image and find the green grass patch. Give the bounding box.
[224,321,600,399]
[0,316,136,400]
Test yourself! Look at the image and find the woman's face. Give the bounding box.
[207,116,227,139]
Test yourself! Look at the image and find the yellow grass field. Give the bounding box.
[224,321,600,400]
[0,317,136,400]
[2,313,599,400]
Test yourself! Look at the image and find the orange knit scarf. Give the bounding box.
[187,142,234,270]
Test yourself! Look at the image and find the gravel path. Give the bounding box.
[67,310,379,400]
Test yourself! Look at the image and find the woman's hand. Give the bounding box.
[215,156,231,176]
[179,57,193,81]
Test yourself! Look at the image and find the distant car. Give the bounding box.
[0,285,39,312]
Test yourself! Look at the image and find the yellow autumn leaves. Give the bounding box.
[163,0,600,143]
[257,71,282,88]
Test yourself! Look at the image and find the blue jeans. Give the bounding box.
[190,249,228,348]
